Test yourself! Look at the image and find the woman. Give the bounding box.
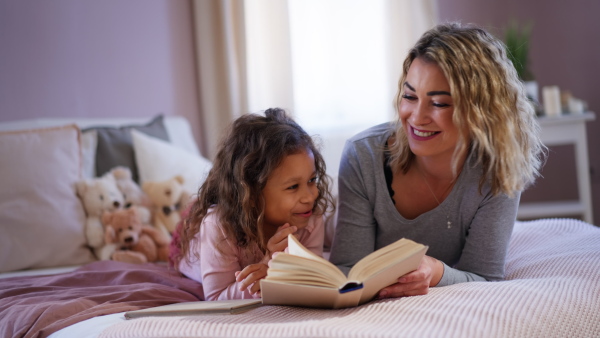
[329,22,545,299]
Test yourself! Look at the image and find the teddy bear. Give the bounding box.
[76,172,124,259]
[110,166,152,224]
[102,207,170,264]
[142,175,192,238]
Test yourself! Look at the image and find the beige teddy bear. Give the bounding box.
[76,172,124,259]
[110,166,152,224]
[142,175,192,238]
[102,207,170,264]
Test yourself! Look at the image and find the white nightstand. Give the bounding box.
[517,112,596,224]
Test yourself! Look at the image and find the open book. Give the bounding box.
[261,235,428,309]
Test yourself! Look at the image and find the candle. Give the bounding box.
[542,86,561,117]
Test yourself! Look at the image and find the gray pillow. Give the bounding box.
[85,115,170,183]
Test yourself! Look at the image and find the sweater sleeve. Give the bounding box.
[438,190,520,286]
[329,140,378,276]
[179,212,261,301]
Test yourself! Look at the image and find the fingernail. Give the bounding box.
[379,290,388,298]
[399,277,407,283]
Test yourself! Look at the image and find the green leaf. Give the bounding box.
[504,20,534,81]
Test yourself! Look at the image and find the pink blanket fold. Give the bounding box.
[0,260,204,338]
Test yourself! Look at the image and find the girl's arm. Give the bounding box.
[196,213,261,301]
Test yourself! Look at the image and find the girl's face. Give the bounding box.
[398,57,459,160]
[262,149,319,232]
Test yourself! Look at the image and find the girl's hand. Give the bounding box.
[376,255,443,299]
[235,263,269,296]
[262,223,297,264]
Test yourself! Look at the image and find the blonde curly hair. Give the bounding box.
[388,22,546,197]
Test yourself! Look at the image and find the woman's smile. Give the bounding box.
[411,126,440,139]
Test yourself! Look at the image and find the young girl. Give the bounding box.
[170,108,335,301]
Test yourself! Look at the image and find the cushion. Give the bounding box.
[81,129,97,179]
[131,129,212,195]
[85,115,169,183]
[0,125,95,272]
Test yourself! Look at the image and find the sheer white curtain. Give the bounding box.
[193,0,437,170]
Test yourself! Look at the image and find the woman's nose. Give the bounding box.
[410,103,431,126]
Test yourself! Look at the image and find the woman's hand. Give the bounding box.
[261,223,297,264]
[235,263,269,296]
[376,255,443,299]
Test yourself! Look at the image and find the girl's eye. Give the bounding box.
[287,184,299,190]
[308,177,318,184]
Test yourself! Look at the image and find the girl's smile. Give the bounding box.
[294,209,313,218]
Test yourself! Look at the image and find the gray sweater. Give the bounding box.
[329,123,519,286]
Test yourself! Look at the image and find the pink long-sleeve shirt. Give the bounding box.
[179,208,325,301]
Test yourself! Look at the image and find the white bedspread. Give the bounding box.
[99,218,600,338]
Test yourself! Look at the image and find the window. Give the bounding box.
[243,0,435,176]
[288,0,395,136]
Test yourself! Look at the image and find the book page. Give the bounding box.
[267,251,348,287]
[287,234,327,262]
[348,238,426,281]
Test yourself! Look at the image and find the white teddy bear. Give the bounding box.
[75,172,124,259]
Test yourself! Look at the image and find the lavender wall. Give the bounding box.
[0,0,202,149]
[437,0,600,223]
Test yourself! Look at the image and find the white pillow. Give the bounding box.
[132,129,212,195]
[81,129,97,179]
[0,125,95,272]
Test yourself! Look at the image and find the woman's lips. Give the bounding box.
[411,126,439,140]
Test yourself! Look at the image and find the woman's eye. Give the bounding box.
[402,94,416,101]
[433,102,450,108]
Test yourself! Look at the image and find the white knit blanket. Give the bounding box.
[99,218,600,338]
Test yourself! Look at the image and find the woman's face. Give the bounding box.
[398,57,459,161]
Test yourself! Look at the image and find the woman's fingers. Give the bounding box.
[376,257,436,299]
[377,279,429,299]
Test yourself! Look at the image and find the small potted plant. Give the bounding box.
[504,20,539,108]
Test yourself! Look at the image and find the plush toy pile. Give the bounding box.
[75,167,193,263]
[102,207,170,264]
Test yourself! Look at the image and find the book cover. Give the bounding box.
[124,299,263,319]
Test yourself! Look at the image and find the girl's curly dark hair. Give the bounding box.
[172,108,335,268]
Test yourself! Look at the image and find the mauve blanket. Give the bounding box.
[0,260,204,338]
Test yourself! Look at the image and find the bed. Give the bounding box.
[1,116,599,338]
